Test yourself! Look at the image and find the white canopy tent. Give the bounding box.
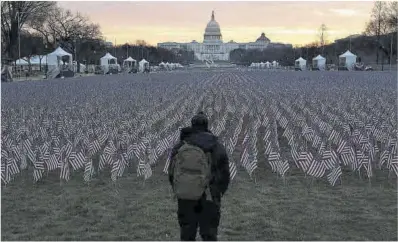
[45,47,73,78]
[47,47,73,66]
[312,55,326,70]
[100,53,117,66]
[15,59,29,65]
[123,56,137,69]
[251,63,260,68]
[265,61,271,68]
[72,61,86,73]
[159,62,167,70]
[30,55,48,65]
[339,50,357,71]
[139,59,149,72]
[14,55,50,66]
[295,57,307,71]
[260,62,265,68]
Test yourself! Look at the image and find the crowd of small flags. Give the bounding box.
[1,71,397,187]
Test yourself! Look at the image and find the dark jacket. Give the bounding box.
[168,127,230,203]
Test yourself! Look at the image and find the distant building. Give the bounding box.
[157,11,291,61]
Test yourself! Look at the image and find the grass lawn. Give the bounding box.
[1,158,397,241]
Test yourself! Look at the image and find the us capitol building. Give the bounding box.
[157,11,292,61]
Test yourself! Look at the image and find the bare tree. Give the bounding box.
[318,24,328,56]
[1,1,56,59]
[136,40,148,46]
[19,31,47,71]
[28,6,102,72]
[365,1,388,64]
[385,1,398,33]
[29,6,102,51]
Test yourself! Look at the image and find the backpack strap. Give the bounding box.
[205,151,213,201]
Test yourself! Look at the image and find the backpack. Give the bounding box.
[172,142,212,200]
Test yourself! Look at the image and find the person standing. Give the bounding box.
[168,112,230,241]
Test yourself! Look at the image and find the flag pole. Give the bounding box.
[114,38,117,57]
[390,32,393,71]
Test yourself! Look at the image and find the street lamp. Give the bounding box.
[16,11,30,62]
[44,43,49,79]
[390,32,393,71]
[74,35,83,73]
[16,11,29,79]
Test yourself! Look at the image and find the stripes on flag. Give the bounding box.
[137,159,152,180]
[306,160,326,178]
[229,161,237,180]
[327,165,342,186]
[276,160,289,177]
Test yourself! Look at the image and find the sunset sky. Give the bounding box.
[58,1,374,46]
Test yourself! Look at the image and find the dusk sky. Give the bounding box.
[58,1,374,46]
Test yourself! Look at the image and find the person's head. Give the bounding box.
[191,111,209,131]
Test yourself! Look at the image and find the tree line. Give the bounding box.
[1,1,193,66]
[231,1,397,66]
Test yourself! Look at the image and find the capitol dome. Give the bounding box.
[204,11,222,41]
[256,33,270,43]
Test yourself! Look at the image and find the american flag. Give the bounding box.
[1,70,396,187]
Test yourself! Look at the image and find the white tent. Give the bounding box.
[339,50,357,71]
[30,55,48,65]
[165,62,173,70]
[100,53,119,74]
[14,55,50,66]
[312,55,326,70]
[265,61,270,68]
[15,59,29,65]
[272,60,278,68]
[123,56,136,69]
[159,62,167,70]
[295,57,307,71]
[100,53,117,66]
[139,59,149,72]
[47,47,73,66]
[259,62,265,68]
[72,61,86,73]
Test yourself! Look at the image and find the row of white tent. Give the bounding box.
[295,50,358,71]
[14,47,157,73]
[14,47,86,73]
[15,47,73,67]
[102,53,184,71]
[159,62,183,70]
[249,61,279,68]
[12,47,187,77]
[100,52,150,73]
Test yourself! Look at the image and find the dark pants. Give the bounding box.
[177,196,221,241]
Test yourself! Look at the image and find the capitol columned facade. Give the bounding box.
[157,11,292,61]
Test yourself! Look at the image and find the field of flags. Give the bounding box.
[1,70,397,187]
